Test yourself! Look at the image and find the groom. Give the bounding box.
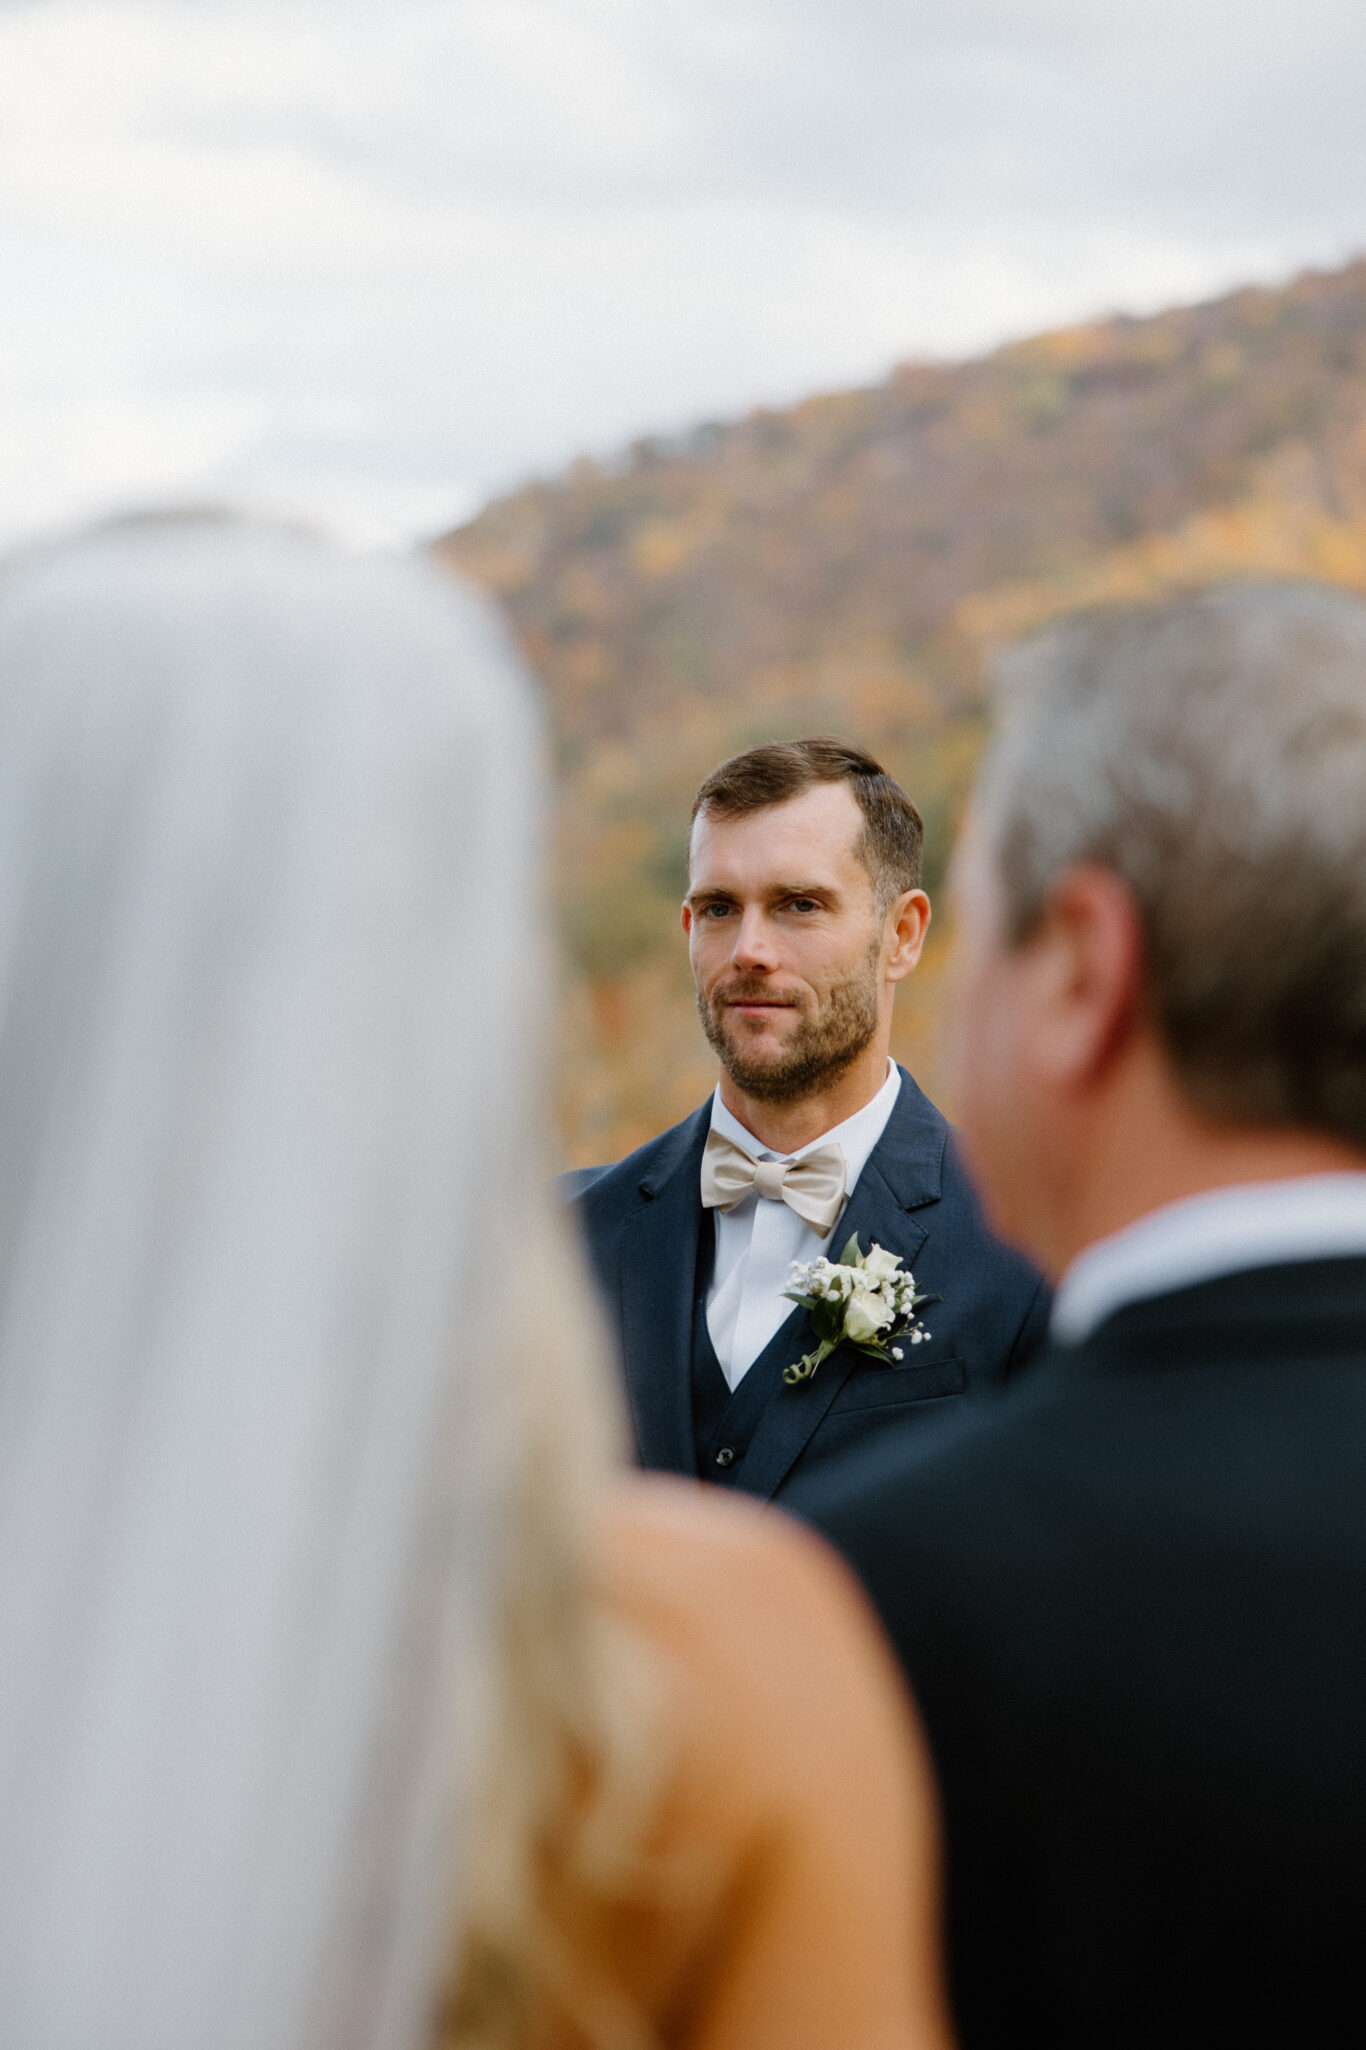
[566,737,1047,1510]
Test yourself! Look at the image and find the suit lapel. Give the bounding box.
[736,1068,944,1500]
[614,1105,710,1474]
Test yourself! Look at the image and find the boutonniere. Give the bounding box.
[781,1235,938,1386]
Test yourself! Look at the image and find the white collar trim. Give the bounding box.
[1051,1172,1366,1345]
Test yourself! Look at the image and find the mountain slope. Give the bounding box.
[436,258,1366,1162]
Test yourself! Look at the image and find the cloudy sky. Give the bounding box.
[3,0,1365,548]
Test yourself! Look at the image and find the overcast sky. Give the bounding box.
[3,0,1365,548]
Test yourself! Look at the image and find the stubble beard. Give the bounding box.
[697,938,883,1103]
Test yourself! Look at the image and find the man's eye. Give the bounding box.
[789,898,819,913]
[699,902,733,918]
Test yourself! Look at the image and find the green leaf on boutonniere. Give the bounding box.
[810,1299,843,1343]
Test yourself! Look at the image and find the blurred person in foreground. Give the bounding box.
[566,740,1047,1512]
[802,581,1366,2048]
[0,515,953,2050]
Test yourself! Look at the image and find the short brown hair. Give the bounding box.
[690,737,924,910]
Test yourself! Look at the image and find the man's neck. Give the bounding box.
[717,1045,893,1153]
[1049,1102,1366,1280]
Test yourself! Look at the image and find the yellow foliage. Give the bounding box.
[435,257,1366,1166]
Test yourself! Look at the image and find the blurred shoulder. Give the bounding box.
[593,1476,908,1740]
[586,1484,949,2050]
[597,1472,867,1607]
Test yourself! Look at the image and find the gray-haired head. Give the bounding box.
[977,580,1366,1146]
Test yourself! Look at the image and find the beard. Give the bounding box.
[696,939,882,1102]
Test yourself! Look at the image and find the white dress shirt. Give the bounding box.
[705,1061,902,1389]
[1051,1172,1366,1346]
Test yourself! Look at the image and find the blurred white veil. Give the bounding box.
[0,516,543,2050]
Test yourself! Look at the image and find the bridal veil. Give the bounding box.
[0,516,542,2050]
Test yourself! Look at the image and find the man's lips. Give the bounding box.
[720,993,798,1015]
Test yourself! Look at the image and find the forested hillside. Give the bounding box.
[436,258,1366,1164]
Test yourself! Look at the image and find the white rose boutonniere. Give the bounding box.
[781,1234,939,1386]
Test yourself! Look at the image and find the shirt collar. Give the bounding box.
[708,1059,901,1191]
[1051,1172,1366,1346]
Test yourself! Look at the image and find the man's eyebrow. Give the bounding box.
[686,880,836,906]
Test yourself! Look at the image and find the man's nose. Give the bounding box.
[730,907,779,971]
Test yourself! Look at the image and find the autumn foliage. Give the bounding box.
[435,257,1366,1165]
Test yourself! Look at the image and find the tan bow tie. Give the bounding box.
[700,1128,848,1235]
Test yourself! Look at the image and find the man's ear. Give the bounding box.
[1030,865,1144,1086]
[885,889,932,983]
[681,902,693,937]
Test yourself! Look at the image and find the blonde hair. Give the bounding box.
[438,1199,666,2050]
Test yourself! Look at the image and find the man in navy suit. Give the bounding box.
[566,736,1047,1511]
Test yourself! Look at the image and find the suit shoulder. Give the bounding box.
[564,1104,709,1224]
[554,1164,610,1201]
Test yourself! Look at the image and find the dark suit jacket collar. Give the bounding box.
[615,1074,947,1492]
[614,1069,950,1486]
[855,1066,947,1215]
[1053,1254,1366,1374]
[635,1099,712,1202]
[615,1104,711,1473]
[732,1075,943,1497]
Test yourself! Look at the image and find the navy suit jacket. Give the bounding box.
[564,1066,1049,1510]
[799,1257,1366,2047]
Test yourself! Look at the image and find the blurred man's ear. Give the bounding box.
[1027,865,1145,1091]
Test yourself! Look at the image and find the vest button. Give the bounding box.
[714,1446,736,1469]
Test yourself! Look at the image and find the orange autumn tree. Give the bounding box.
[437,258,1366,1165]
